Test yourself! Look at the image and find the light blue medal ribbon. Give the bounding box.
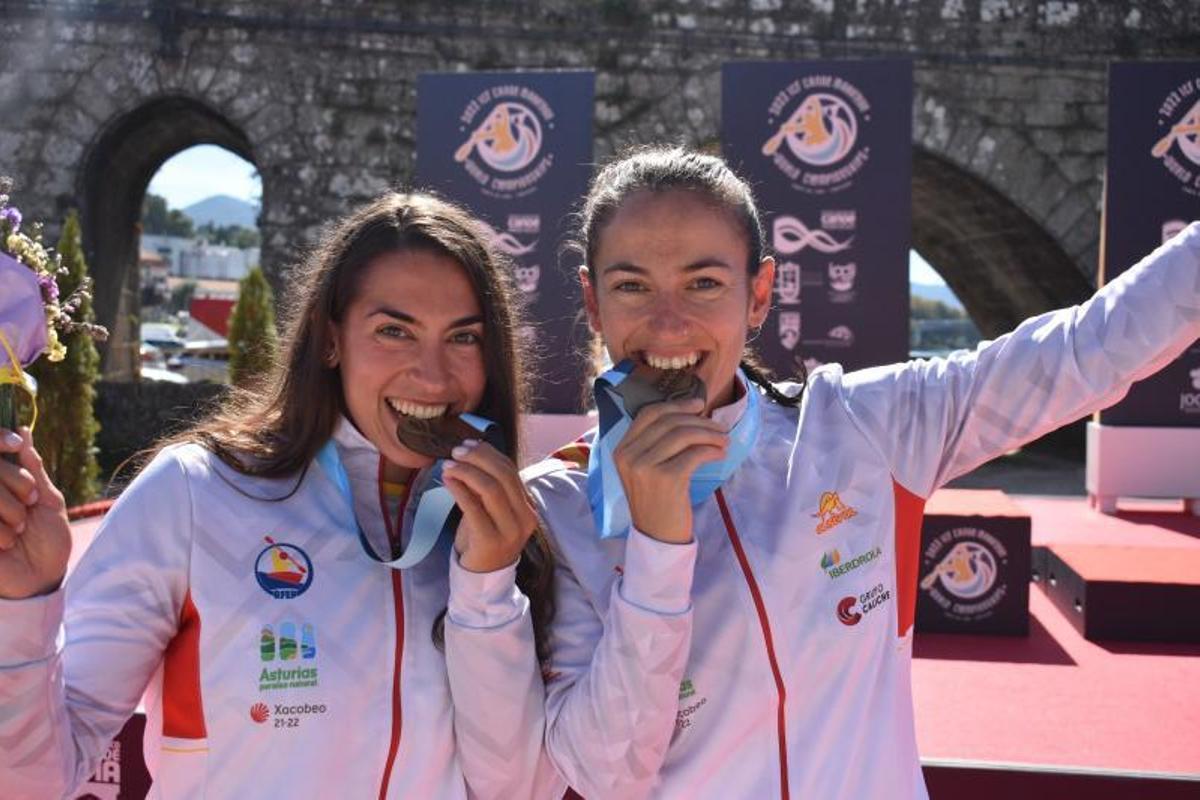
[316,412,500,569]
[587,361,761,540]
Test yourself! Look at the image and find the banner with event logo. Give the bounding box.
[1100,61,1200,427]
[721,61,912,378]
[416,71,594,413]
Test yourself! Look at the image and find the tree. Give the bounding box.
[169,280,197,313]
[227,267,278,387]
[141,193,194,238]
[28,211,101,506]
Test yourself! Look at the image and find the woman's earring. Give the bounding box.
[324,347,338,367]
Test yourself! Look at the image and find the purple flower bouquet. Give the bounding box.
[0,177,107,460]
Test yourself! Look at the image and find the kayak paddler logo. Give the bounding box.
[454,86,555,200]
[255,536,314,599]
[814,491,858,534]
[762,74,871,194]
[1152,79,1200,196]
[920,526,1009,623]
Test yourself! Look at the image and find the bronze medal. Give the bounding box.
[613,365,707,418]
[395,414,478,459]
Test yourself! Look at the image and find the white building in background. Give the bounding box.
[179,242,259,281]
[140,234,259,281]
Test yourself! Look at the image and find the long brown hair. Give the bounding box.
[155,191,556,660]
[576,145,805,407]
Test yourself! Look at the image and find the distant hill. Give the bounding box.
[911,282,964,310]
[183,195,258,229]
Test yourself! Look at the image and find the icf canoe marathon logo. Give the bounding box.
[761,74,871,195]
[1151,78,1200,197]
[454,86,555,200]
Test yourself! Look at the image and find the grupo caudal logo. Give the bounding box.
[762,75,872,194]
[455,86,556,199]
[837,583,891,626]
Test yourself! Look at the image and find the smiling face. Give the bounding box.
[331,249,487,477]
[582,189,775,411]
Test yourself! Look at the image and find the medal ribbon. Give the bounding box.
[315,412,501,569]
[587,360,760,540]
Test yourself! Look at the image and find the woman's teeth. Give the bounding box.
[644,353,700,370]
[388,399,448,419]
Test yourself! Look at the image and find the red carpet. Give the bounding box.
[914,492,1200,778]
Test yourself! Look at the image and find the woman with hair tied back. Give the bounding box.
[519,146,1200,799]
[0,193,564,799]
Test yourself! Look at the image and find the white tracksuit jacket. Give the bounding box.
[523,223,1200,799]
[0,418,562,799]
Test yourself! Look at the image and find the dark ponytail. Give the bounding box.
[740,353,806,408]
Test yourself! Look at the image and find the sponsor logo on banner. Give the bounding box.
[514,264,541,295]
[81,740,122,799]
[478,219,538,256]
[773,215,853,255]
[508,213,541,234]
[254,537,313,599]
[455,86,556,199]
[1151,78,1200,196]
[821,209,857,230]
[811,325,855,348]
[1182,366,1200,413]
[761,75,872,194]
[920,527,1009,622]
[775,260,802,304]
[828,261,857,302]
[778,311,801,350]
[837,583,891,626]
[821,546,881,579]
[814,491,858,534]
[1163,219,1187,243]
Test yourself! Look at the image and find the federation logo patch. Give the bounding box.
[254,537,313,599]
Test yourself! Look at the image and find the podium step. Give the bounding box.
[1036,544,1200,643]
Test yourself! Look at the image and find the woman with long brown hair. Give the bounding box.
[0,192,562,798]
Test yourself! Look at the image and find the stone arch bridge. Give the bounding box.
[0,0,1194,376]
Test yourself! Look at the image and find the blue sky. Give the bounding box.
[147,145,947,286]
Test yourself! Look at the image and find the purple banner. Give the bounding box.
[721,61,912,379]
[416,71,595,413]
[1100,61,1200,426]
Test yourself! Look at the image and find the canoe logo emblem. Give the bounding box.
[813,491,858,534]
[457,100,543,173]
[764,93,858,167]
[921,540,997,600]
[1152,79,1200,196]
[255,537,313,599]
[762,75,871,194]
[455,86,556,200]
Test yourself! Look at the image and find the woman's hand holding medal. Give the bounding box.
[612,369,728,544]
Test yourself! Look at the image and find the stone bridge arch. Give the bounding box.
[82,95,258,376]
